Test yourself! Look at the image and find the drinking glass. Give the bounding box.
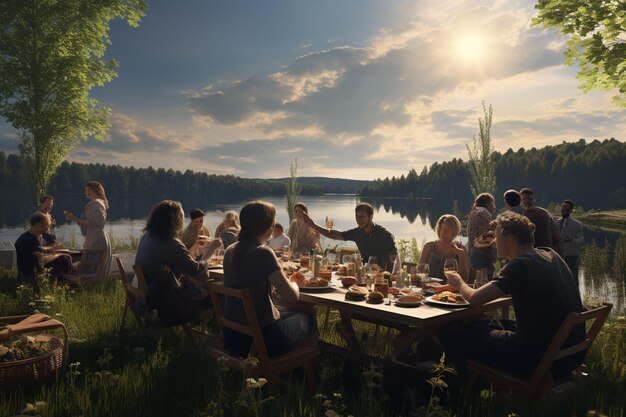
[443,258,458,273]
[443,258,458,285]
[325,216,334,230]
[474,268,488,289]
[412,263,429,287]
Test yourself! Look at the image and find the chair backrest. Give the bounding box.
[208,282,271,366]
[76,248,107,279]
[528,302,612,391]
[131,264,149,297]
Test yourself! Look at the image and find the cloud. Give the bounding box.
[0,131,19,153]
[185,4,564,141]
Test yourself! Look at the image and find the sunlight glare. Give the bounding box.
[454,34,486,65]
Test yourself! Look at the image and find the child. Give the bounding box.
[267,223,291,251]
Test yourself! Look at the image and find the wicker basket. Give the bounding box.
[0,314,69,390]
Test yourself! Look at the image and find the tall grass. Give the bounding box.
[1,244,625,417]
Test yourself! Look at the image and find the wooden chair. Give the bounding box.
[208,281,318,394]
[116,257,149,335]
[463,302,613,405]
[66,248,108,284]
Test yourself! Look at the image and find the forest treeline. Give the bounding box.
[358,139,626,211]
[0,154,364,226]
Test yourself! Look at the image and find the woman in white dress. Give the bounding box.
[64,181,112,278]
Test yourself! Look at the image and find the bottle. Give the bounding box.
[397,266,408,289]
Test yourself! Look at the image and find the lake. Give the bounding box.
[0,194,623,312]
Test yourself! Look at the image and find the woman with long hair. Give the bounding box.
[223,200,318,357]
[287,202,320,254]
[64,181,112,277]
[135,200,220,324]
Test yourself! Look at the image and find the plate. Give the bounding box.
[299,284,334,291]
[424,295,469,307]
[395,300,421,307]
[424,277,444,282]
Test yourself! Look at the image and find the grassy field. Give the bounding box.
[0,266,625,417]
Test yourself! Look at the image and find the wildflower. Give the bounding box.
[245,378,260,389]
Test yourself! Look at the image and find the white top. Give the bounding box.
[268,234,291,251]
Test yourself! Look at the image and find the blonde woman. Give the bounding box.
[418,214,469,282]
[215,210,241,249]
[64,181,112,276]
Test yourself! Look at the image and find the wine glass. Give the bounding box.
[443,258,458,282]
[325,216,334,230]
[474,268,488,289]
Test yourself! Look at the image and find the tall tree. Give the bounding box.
[533,0,626,106]
[466,101,496,197]
[0,0,146,201]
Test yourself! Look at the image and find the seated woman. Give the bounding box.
[287,202,320,254]
[215,210,240,249]
[418,214,470,282]
[223,201,319,357]
[135,200,221,325]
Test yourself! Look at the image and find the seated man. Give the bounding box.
[302,202,398,350]
[15,212,73,285]
[35,194,57,247]
[442,212,585,378]
[267,223,291,251]
[180,208,211,249]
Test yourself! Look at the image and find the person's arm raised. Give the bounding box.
[300,211,345,241]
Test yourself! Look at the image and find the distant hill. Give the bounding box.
[267,177,370,194]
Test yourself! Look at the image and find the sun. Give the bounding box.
[453,34,487,65]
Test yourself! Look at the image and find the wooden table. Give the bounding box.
[298,277,511,330]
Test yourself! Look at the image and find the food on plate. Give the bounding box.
[387,287,401,296]
[475,230,496,247]
[431,291,466,304]
[301,277,329,288]
[336,265,348,276]
[291,271,305,282]
[319,270,332,280]
[341,276,357,288]
[367,291,384,304]
[422,282,456,293]
[397,294,424,303]
[345,284,368,301]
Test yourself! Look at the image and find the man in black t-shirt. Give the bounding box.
[15,212,73,285]
[443,212,584,377]
[302,202,398,272]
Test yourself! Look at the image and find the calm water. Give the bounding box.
[0,194,623,311]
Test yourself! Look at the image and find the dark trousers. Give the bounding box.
[45,253,74,280]
[564,256,580,288]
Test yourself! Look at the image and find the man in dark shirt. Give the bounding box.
[520,188,563,256]
[302,202,398,350]
[302,202,398,272]
[443,212,584,377]
[35,195,56,246]
[15,212,73,285]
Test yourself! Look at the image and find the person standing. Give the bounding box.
[555,199,584,286]
[466,193,497,278]
[64,181,112,278]
[503,189,524,215]
[520,188,563,256]
[35,195,57,246]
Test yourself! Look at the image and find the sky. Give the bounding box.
[1,0,625,180]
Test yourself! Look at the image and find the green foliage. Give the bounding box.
[466,102,497,198]
[533,0,626,106]
[359,138,626,210]
[0,0,147,200]
[286,158,299,224]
